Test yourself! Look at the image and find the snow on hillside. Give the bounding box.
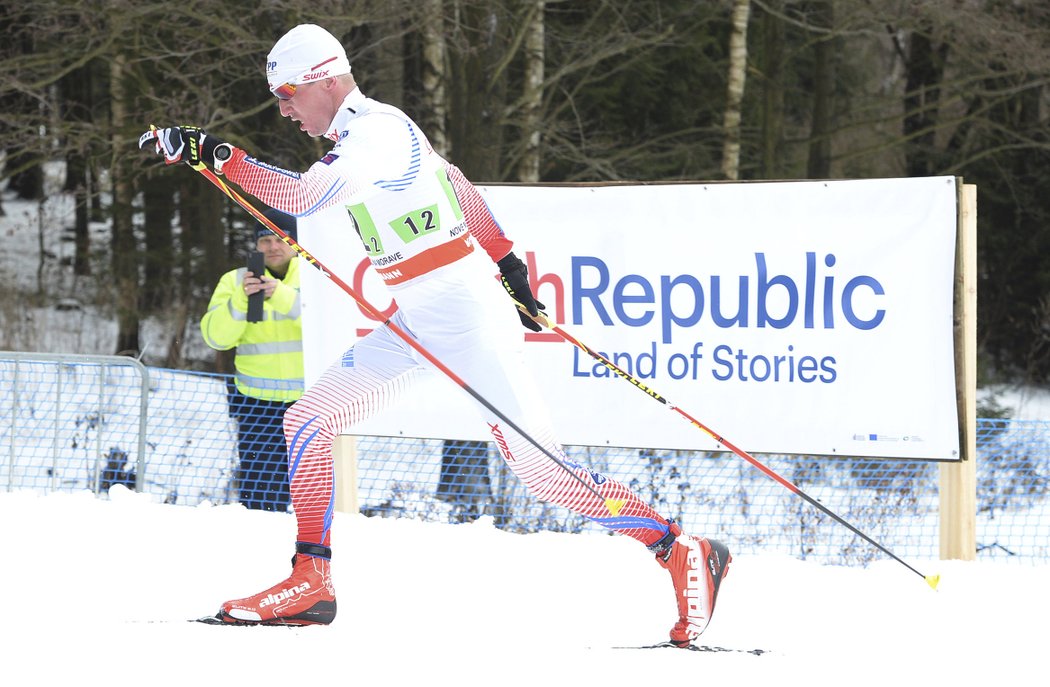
[0,167,212,366]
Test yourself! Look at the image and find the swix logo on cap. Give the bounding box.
[300,56,339,83]
[320,153,340,165]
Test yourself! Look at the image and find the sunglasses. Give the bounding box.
[272,81,297,100]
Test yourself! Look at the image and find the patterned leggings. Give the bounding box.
[282,257,673,550]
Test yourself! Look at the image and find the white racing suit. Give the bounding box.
[220,87,675,551]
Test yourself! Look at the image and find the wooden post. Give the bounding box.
[333,434,359,514]
[940,182,977,560]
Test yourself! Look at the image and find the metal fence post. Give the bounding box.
[135,367,148,492]
[52,363,61,493]
[93,362,103,495]
[7,359,16,492]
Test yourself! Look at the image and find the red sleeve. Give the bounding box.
[445,163,514,263]
[220,148,360,218]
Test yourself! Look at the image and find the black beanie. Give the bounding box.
[257,208,297,242]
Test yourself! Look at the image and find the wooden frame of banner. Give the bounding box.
[333,434,359,514]
[326,179,978,555]
[940,181,977,561]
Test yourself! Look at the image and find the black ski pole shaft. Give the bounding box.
[519,304,941,589]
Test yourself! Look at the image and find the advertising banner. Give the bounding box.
[300,177,961,459]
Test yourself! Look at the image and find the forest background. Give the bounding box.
[1,0,1048,396]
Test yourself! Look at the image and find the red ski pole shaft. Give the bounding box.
[190,164,626,516]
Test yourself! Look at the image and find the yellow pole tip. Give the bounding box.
[605,499,626,517]
[925,574,941,590]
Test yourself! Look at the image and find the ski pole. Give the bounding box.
[177,158,626,518]
[517,304,941,589]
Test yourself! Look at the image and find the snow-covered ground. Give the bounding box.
[0,487,1043,686]
[982,383,1050,421]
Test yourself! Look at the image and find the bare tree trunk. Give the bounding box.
[806,0,834,179]
[371,18,405,110]
[721,0,751,181]
[421,0,448,156]
[110,53,140,356]
[36,198,46,297]
[902,23,949,177]
[60,61,95,278]
[164,301,189,369]
[759,1,785,179]
[142,173,175,313]
[214,348,235,375]
[7,151,44,200]
[516,0,545,182]
[448,1,508,181]
[64,152,93,277]
[181,174,226,302]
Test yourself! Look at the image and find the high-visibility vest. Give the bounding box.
[200,257,303,402]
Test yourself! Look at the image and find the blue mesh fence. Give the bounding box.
[3,353,1048,564]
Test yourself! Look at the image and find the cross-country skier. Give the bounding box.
[140,23,730,647]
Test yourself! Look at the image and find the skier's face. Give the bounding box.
[276,78,337,138]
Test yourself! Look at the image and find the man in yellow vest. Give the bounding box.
[200,208,302,512]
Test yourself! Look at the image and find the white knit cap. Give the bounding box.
[266,24,352,93]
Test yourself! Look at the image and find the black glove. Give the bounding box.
[138,126,223,168]
[497,251,546,332]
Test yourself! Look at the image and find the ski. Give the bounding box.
[613,641,769,656]
[193,612,316,627]
[129,616,288,625]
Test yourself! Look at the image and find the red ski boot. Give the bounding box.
[214,544,337,626]
[654,522,731,646]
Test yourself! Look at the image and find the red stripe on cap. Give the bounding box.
[310,56,339,71]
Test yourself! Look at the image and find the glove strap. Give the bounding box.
[647,520,681,560]
[295,542,332,560]
[497,251,525,273]
[184,128,204,169]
